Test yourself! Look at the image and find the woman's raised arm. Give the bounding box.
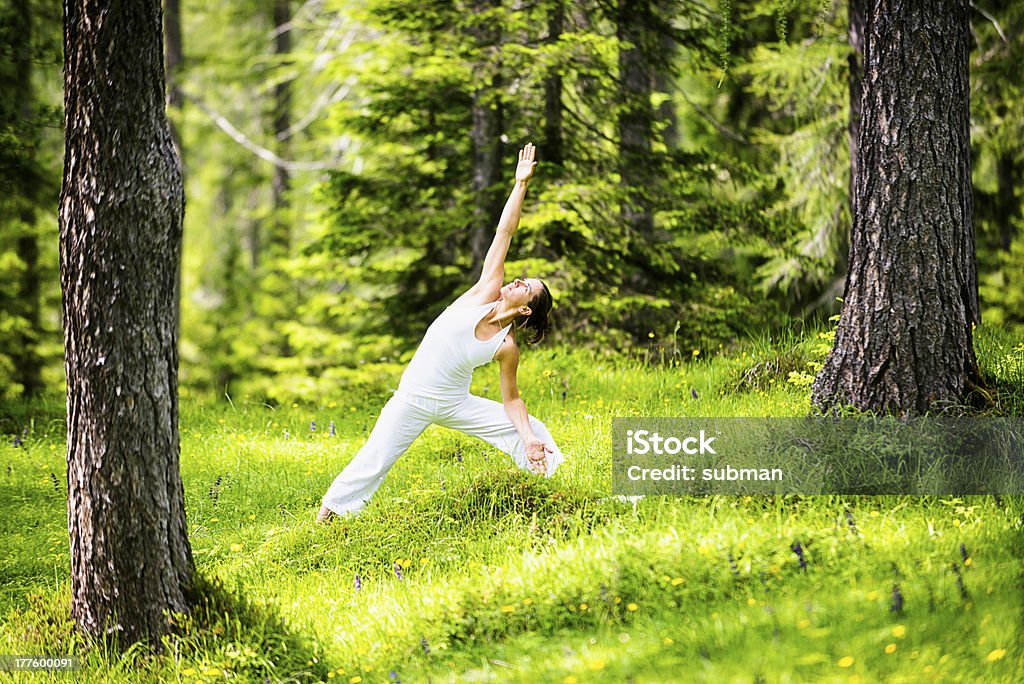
[456,144,537,305]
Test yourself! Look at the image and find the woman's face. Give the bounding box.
[499,277,543,308]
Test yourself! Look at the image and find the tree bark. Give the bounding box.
[61,0,193,644]
[812,0,980,416]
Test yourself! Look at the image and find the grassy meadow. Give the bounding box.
[1,326,1023,682]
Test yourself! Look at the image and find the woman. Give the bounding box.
[317,143,563,522]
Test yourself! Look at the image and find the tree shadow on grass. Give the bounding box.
[2,572,333,682]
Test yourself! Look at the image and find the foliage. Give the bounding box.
[972,0,1024,336]
[2,0,1023,401]
[292,0,790,390]
[0,0,62,398]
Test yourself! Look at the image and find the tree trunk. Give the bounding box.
[543,0,565,169]
[12,0,44,396]
[61,0,193,644]
[617,0,655,239]
[164,0,184,149]
[996,151,1019,251]
[469,0,504,271]
[654,27,678,150]
[812,0,980,416]
[269,0,292,257]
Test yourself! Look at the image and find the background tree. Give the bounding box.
[972,0,1024,335]
[0,0,61,398]
[61,0,193,642]
[812,0,980,415]
[6,0,1023,405]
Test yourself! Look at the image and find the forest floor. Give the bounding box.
[1,325,1023,682]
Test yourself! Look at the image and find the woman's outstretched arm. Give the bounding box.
[457,143,537,305]
[495,335,552,474]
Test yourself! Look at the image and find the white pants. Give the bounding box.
[321,390,566,515]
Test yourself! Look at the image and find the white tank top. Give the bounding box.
[397,300,512,401]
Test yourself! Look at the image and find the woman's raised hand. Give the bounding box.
[515,143,537,183]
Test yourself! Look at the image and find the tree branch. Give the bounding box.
[179,87,343,172]
[970,1,1008,43]
[678,88,749,145]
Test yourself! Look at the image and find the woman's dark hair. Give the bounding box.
[517,280,553,345]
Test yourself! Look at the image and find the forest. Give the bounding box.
[1,0,1019,403]
[1,0,1022,681]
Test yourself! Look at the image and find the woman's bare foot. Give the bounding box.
[316,504,336,524]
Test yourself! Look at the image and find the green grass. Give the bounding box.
[1,325,1023,682]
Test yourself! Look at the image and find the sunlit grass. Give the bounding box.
[1,326,1022,682]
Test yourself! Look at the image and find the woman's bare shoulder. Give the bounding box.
[452,287,498,308]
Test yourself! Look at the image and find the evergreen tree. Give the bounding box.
[972,0,1024,334]
[0,0,61,397]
